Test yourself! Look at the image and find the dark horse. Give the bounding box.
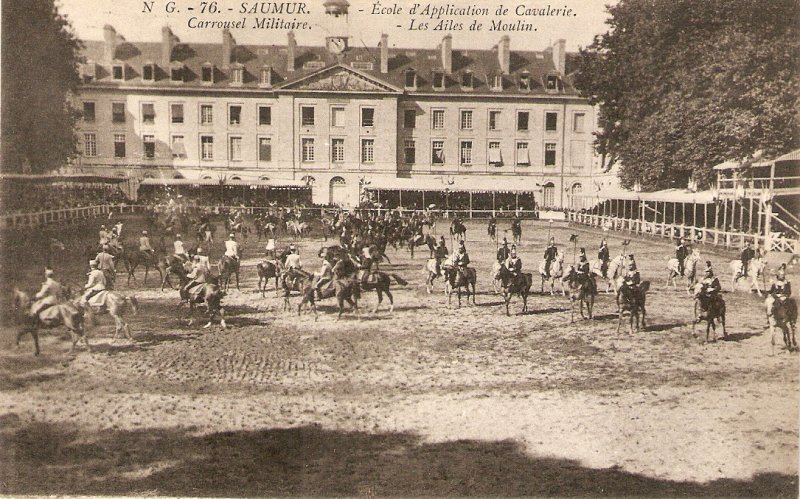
[298,277,361,320]
[443,265,477,307]
[358,270,408,313]
[257,260,282,297]
[450,219,467,241]
[692,287,727,342]
[124,250,162,286]
[563,266,596,322]
[12,288,88,355]
[282,268,314,311]
[218,255,241,292]
[497,266,532,316]
[767,296,798,354]
[408,234,436,259]
[616,281,650,334]
[180,275,226,329]
[158,255,190,291]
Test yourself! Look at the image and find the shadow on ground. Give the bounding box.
[0,420,796,496]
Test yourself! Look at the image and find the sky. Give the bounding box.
[56,0,616,52]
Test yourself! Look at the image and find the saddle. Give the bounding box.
[184,282,207,303]
[85,290,111,310]
[37,302,79,325]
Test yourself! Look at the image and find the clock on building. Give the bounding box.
[326,36,348,54]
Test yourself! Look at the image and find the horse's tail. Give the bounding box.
[127,295,139,315]
[390,273,408,286]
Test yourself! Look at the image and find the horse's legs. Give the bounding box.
[235,271,240,291]
[385,288,394,313]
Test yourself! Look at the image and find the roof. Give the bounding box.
[580,188,716,204]
[0,173,127,183]
[364,175,537,193]
[79,36,581,97]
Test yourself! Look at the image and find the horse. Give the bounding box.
[491,261,504,294]
[666,253,701,292]
[180,275,226,329]
[298,277,360,320]
[590,255,625,294]
[286,220,310,240]
[257,260,282,297]
[281,268,314,311]
[487,220,497,242]
[321,217,335,242]
[450,219,466,241]
[408,234,436,259]
[496,266,533,316]
[358,270,408,313]
[425,259,443,294]
[74,289,139,341]
[562,266,595,322]
[158,255,191,291]
[538,252,565,295]
[443,265,477,307]
[511,221,522,244]
[616,281,650,334]
[218,255,241,292]
[729,258,767,296]
[123,250,162,286]
[12,288,88,355]
[766,295,797,354]
[691,284,727,342]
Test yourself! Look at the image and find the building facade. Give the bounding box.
[73,1,601,208]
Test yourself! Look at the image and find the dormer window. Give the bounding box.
[170,64,184,83]
[112,64,125,81]
[142,63,155,81]
[259,66,272,87]
[461,71,474,90]
[545,74,564,92]
[231,65,243,85]
[81,62,96,83]
[432,71,445,90]
[519,72,531,91]
[492,75,503,91]
[201,63,214,83]
[404,69,417,89]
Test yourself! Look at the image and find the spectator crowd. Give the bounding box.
[1,183,129,215]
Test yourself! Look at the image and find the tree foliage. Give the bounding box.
[1,0,83,174]
[575,0,800,190]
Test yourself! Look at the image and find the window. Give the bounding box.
[170,66,183,82]
[229,105,242,126]
[361,139,374,163]
[545,142,557,166]
[404,139,416,164]
[488,141,502,166]
[201,136,214,160]
[488,110,501,131]
[516,142,530,166]
[361,108,375,127]
[143,64,154,81]
[301,106,315,126]
[432,140,445,165]
[229,136,242,161]
[112,103,125,124]
[543,183,555,207]
[332,138,345,163]
[492,75,503,91]
[113,134,126,158]
[201,105,213,125]
[404,69,417,88]
[545,112,558,131]
[260,67,272,86]
[331,107,345,127]
[83,102,95,122]
[301,138,315,162]
[519,73,530,91]
[517,111,529,131]
[258,137,272,162]
[171,135,187,158]
[461,72,474,89]
[258,105,272,126]
[573,113,586,133]
[141,103,155,124]
[143,134,155,159]
[546,75,563,91]
[84,133,97,157]
[231,67,243,84]
[460,140,473,166]
[404,109,416,129]
[432,109,445,130]
[202,65,214,83]
[460,110,473,130]
[112,64,124,80]
[171,103,184,124]
[432,71,445,89]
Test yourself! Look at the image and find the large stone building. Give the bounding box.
[73,0,601,209]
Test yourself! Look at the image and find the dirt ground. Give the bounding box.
[1,214,797,496]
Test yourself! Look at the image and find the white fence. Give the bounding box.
[0,205,123,230]
[567,211,799,254]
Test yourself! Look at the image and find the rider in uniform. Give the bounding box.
[698,262,722,312]
[173,234,189,263]
[504,246,522,278]
[284,246,302,271]
[30,268,63,317]
[361,245,380,285]
[740,241,756,278]
[543,237,558,278]
[769,264,792,300]
[224,233,240,262]
[675,238,688,276]
[182,254,208,300]
[95,244,116,290]
[488,216,497,239]
[576,248,597,294]
[98,225,109,246]
[139,230,154,257]
[598,240,610,278]
[455,241,471,278]
[497,238,511,263]
[82,260,106,305]
[622,254,641,287]
[195,247,211,273]
[313,255,334,299]
[434,237,448,276]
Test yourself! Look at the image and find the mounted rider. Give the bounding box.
[698,261,722,312]
[195,247,211,273]
[598,239,610,278]
[434,236,448,276]
[504,245,522,278]
[95,244,116,290]
[454,240,471,279]
[139,230,154,257]
[313,254,335,299]
[81,260,106,305]
[497,238,511,263]
[488,216,497,238]
[29,268,63,317]
[622,254,641,287]
[543,237,558,278]
[740,241,756,278]
[224,233,240,263]
[769,264,792,301]
[361,244,381,285]
[675,238,689,276]
[576,248,597,295]
[181,254,208,300]
[98,225,110,246]
[173,234,189,263]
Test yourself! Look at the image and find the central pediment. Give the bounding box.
[278,65,401,93]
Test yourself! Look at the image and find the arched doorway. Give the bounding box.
[542,182,555,208]
[570,182,582,210]
[329,176,347,206]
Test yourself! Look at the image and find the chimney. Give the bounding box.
[379,33,389,74]
[161,26,177,68]
[222,29,236,68]
[441,34,452,74]
[287,31,296,72]
[552,38,566,74]
[498,35,510,75]
[103,25,117,64]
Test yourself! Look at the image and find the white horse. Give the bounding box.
[538,251,565,295]
[424,258,443,294]
[666,251,701,293]
[729,257,766,296]
[491,261,503,294]
[590,254,626,294]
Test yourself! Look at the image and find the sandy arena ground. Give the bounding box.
[1,214,797,496]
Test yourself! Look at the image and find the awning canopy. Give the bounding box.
[138,178,308,188]
[0,173,128,183]
[578,188,715,204]
[364,176,537,194]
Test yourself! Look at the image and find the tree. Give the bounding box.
[575,0,800,190]
[1,0,83,174]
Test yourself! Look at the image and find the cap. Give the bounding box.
[142,230,148,235]
[45,268,54,277]
[89,260,98,266]
[229,233,235,238]
[176,234,182,238]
